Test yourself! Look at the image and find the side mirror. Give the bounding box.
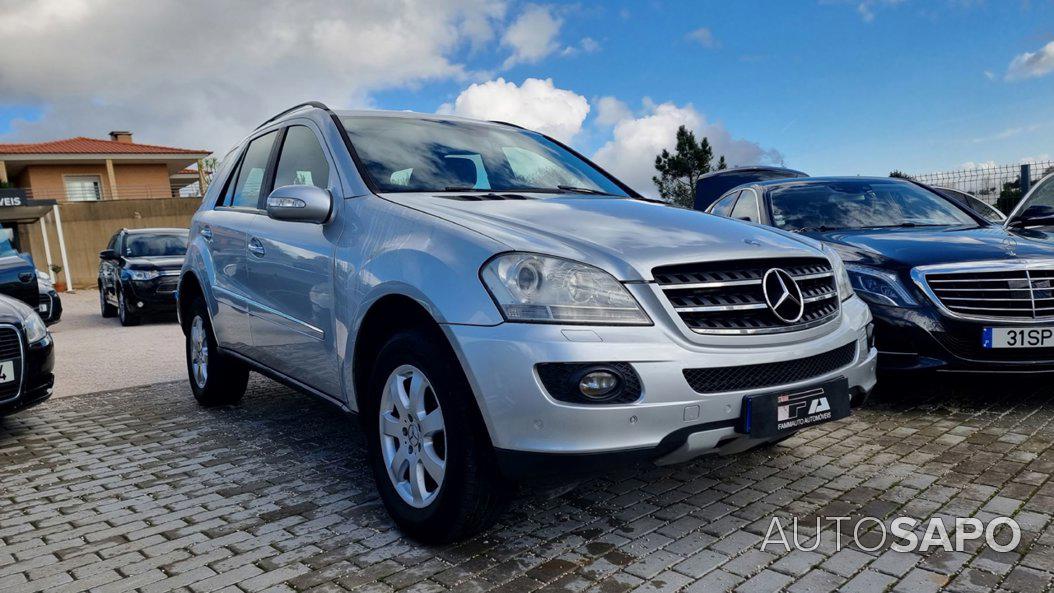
[1009,205,1054,228]
[99,249,118,261]
[265,185,332,224]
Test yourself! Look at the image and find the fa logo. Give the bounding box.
[808,397,830,415]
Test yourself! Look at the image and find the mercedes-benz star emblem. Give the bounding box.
[762,268,805,323]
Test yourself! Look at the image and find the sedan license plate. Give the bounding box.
[740,377,850,439]
[38,303,48,313]
[0,360,14,384]
[982,327,1054,349]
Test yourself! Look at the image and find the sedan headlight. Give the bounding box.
[128,269,160,281]
[23,311,48,344]
[35,269,53,289]
[845,264,918,307]
[822,244,854,302]
[481,253,650,325]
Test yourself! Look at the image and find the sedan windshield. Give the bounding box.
[769,180,979,231]
[124,233,189,257]
[341,116,629,196]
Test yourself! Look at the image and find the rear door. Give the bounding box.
[245,123,343,396]
[195,130,279,353]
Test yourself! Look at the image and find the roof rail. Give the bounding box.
[255,101,333,130]
[488,120,527,130]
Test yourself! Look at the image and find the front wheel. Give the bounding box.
[99,286,117,318]
[185,297,248,406]
[365,330,511,543]
[117,289,140,326]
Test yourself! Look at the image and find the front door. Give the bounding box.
[245,124,343,396]
[198,130,279,353]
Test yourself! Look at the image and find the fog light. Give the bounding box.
[137,301,145,308]
[579,370,620,399]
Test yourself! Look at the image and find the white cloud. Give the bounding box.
[438,77,589,142]
[685,27,719,48]
[0,0,507,154]
[1006,40,1054,81]
[501,4,562,69]
[561,37,600,57]
[592,102,783,197]
[594,97,632,127]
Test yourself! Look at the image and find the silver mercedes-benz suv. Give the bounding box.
[178,102,877,542]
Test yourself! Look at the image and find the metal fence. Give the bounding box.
[910,160,1054,208]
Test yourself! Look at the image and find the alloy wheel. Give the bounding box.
[379,365,447,509]
[190,315,209,389]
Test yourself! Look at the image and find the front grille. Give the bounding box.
[0,327,24,402]
[157,277,179,293]
[683,342,857,393]
[923,267,1054,320]
[654,257,840,334]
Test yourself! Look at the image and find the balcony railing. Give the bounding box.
[18,182,206,202]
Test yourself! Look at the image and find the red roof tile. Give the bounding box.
[0,137,208,156]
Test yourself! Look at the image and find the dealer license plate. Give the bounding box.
[740,377,850,438]
[982,327,1054,349]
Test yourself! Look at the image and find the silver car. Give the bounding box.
[178,102,877,542]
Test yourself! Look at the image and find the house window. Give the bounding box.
[65,175,103,201]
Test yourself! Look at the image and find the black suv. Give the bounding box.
[707,176,1054,374]
[99,228,188,326]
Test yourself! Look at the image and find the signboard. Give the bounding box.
[0,188,28,207]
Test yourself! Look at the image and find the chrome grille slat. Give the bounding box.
[654,257,840,335]
[921,263,1054,320]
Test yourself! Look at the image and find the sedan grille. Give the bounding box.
[654,257,840,334]
[0,327,24,402]
[683,342,857,393]
[922,266,1054,320]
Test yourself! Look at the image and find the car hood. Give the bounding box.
[805,225,1054,270]
[124,255,185,270]
[380,193,824,281]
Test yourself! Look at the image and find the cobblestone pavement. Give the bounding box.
[1,376,1052,593]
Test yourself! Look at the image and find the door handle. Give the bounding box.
[248,237,265,258]
[199,226,213,241]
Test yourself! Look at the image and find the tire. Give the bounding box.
[364,329,511,543]
[117,288,140,326]
[99,286,117,318]
[185,296,249,406]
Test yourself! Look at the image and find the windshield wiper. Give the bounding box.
[556,185,615,196]
[792,225,841,233]
[857,222,946,229]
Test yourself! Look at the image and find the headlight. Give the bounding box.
[23,311,48,344]
[845,264,918,307]
[128,269,160,281]
[481,253,650,325]
[35,270,53,288]
[822,244,854,302]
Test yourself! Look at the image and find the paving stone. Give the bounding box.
[0,375,1050,593]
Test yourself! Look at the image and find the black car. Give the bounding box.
[99,228,188,326]
[706,176,1054,373]
[0,293,55,416]
[694,166,807,211]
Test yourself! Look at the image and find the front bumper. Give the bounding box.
[39,289,63,325]
[125,276,179,312]
[447,296,876,477]
[872,304,1054,373]
[0,336,55,416]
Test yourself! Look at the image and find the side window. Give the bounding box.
[730,189,760,222]
[229,131,278,209]
[274,126,330,189]
[710,191,741,217]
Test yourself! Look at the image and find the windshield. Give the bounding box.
[124,233,188,257]
[769,180,979,231]
[341,116,629,196]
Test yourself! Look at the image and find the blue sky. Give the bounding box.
[1,0,1052,194]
